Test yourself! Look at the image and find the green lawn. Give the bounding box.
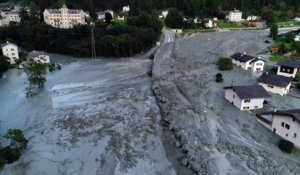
[115,19,126,26]
[182,28,215,35]
[217,21,246,28]
[277,21,300,28]
[269,55,281,62]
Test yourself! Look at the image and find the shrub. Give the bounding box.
[278,139,294,153]
[295,74,300,83]
[216,73,223,82]
[217,58,233,70]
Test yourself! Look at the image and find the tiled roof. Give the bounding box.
[278,60,300,68]
[230,53,258,62]
[257,74,293,87]
[224,85,271,99]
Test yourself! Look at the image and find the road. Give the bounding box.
[161,28,175,44]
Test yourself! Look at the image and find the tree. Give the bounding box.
[217,58,233,70]
[216,73,223,82]
[0,56,10,77]
[4,129,28,150]
[105,12,113,24]
[270,23,278,40]
[25,63,47,97]
[165,8,183,29]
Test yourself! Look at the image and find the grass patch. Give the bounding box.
[182,28,215,35]
[269,55,281,62]
[217,21,245,28]
[114,19,126,26]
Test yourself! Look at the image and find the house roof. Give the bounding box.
[224,85,271,99]
[1,41,17,48]
[28,50,46,59]
[257,74,293,88]
[277,60,300,68]
[258,109,300,123]
[230,53,258,62]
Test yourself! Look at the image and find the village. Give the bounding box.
[1,1,300,175]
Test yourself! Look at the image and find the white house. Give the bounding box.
[43,4,86,29]
[257,73,293,96]
[246,15,259,21]
[224,85,271,111]
[28,51,50,64]
[204,19,217,28]
[1,41,19,64]
[277,60,300,78]
[97,11,105,20]
[257,109,300,148]
[123,5,130,12]
[228,9,243,22]
[0,10,20,26]
[294,17,300,22]
[159,10,169,19]
[230,52,265,71]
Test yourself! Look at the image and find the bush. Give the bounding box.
[278,139,294,153]
[216,73,223,82]
[217,58,233,70]
[295,74,300,83]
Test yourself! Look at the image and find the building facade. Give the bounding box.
[277,60,300,78]
[228,10,243,22]
[1,41,19,64]
[231,53,265,71]
[257,110,300,148]
[43,4,85,29]
[0,10,20,26]
[257,74,293,96]
[224,85,270,111]
[28,51,50,64]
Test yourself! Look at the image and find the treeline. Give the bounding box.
[6,0,300,17]
[0,8,162,58]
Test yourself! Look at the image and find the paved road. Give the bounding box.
[161,28,175,44]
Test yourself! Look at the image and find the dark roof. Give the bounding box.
[250,58,265,63]
[278,60,300,68]
[258,109,300,123]
[28,50,47,59]
[230,53,258,62]
[224,85,271,99]
[257,74,293,87]
[1,41,17,48]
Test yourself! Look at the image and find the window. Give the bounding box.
[244,99,251,103]
[233,95,235,98]
[294,133,297,138]
[243,106,249,110]
[286,134,289,137]
[12,53,15,55]
[285,124,290,130]
[11,48,14,51]
[267,85,274,88]
[281,122,285,127]
[256,68,261,71]
[273,128,276,133]
[293,118,296,122]
[256,63,263,66]
[255,106,258,109]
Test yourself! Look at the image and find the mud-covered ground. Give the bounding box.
[0,58,176,175]
[153,30,300,175]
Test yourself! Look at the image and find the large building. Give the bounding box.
[1,41,19,64]
[43,4,85,29]
[228,9,243,22]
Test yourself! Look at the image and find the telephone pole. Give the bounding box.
[90,22,96,59]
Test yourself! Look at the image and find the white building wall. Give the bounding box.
[252,60,265,71]
[259,82,291,96]
[1,44,19,64]
[225,89,242,109]
[30,55,50,64]
[232,59,247,69]
[240,98,265,110]
[228,11,242,22]
[272,115,300,148]
[277,66,297,78]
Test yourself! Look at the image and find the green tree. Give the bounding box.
[4,129,28,150]
[0,56,10,77]
[105,12,113,24]
[165,8,183,29]
[25,63,47,97]
[217,58,233,70]
[270,23,278,40]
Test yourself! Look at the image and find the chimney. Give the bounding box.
[266,72,269,75]
[274,108,277,112]
[243,51,246,55]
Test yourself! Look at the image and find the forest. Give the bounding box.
[0,0,299,58]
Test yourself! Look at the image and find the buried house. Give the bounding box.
[28,51,50,64]
[230,52,265,71]
[277,60,300,78]
[257,73,293,96]
[224,85,271,111]
[257,109,300,148]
